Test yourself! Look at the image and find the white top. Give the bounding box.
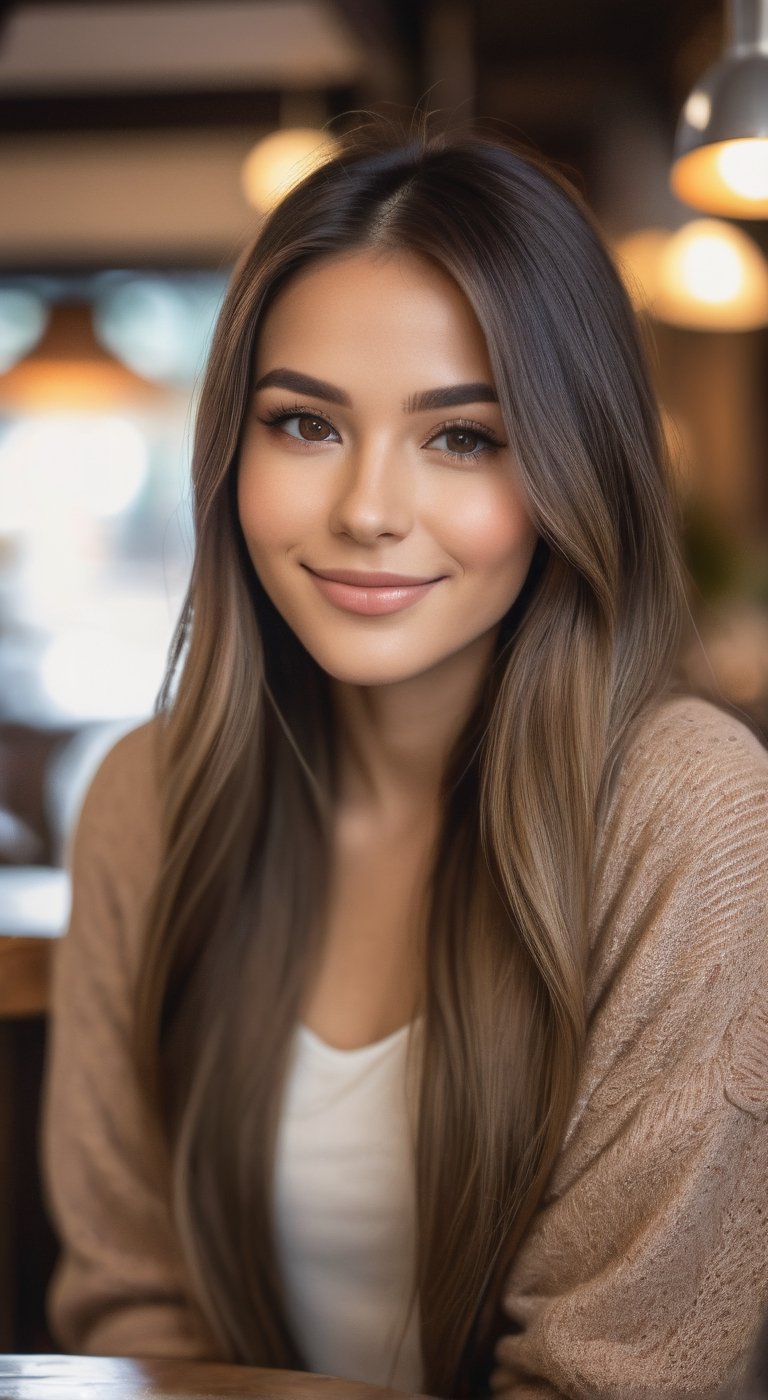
[272,1017,424,1392]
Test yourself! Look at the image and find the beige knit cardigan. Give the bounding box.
[41,694,768,1398]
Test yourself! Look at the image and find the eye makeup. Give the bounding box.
[423,417,505,461]
[256,399,506,462]
[257,401,339,442]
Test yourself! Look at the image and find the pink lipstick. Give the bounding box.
[305,566,443,616]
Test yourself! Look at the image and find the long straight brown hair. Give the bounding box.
[134,125,688,1397]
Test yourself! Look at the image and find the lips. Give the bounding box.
[307,566,441,587]
[304,564,444,616]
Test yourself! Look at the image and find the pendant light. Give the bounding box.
[671,0,768,217]
[0,300,159,412]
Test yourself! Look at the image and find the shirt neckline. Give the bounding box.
[298,1014,424,1060]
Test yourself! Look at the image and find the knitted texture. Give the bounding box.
[42,695,768,1397]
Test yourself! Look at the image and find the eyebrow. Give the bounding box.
[253,368,351,405]
[253,368,499,414]
[405,383,498,413]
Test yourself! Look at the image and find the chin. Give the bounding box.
[308,654,429,688]
[302,634,482,689]
[286,631,427,686]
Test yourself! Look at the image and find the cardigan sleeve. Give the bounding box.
[489,696,768,1400]
[41,722,216,1359]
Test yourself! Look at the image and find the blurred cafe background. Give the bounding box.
[0,0,767,1353]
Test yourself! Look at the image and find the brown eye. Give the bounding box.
[444,428,480,454]
[259,408,340,444]
[298,415,332,440]
[427,424,501,460]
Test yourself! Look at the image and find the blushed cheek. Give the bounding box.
[237,463,298,558]
[447,490,537,575]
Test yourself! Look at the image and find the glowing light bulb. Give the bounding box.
[617,220,768,330]
[677,231,743,303]
[716,139,768,200]
[656,219,768,329]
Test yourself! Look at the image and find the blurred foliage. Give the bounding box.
[682,496,768,604]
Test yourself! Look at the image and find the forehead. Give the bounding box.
[254,247,495,389]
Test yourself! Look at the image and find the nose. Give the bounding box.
[328,438,413,544]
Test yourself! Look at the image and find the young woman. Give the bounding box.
[42,128,768,1399]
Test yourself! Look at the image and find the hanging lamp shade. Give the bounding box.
[0,301,160,412]
[671,0,768,217]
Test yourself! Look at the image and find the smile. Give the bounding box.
[304,566,444,616]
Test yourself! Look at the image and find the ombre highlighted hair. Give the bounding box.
[134,124,688,1397]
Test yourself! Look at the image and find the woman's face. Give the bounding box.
[237,248,539,688]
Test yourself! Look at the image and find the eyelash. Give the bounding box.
[257,401,505,462]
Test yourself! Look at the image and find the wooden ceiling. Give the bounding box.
[0,0,728,266]
[0,0,723,139]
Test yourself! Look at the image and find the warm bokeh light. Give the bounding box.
[717,139,768,200]
[672,228,743,304]
[616,219,768,330]
[0,279,200,725]
[614,228,671,313]
[671,138,768,218]
[0,301,161,411]
[659,220,768,327]
[241,127,339,212]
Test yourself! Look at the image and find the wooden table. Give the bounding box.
[0,867,69,1016]
[0,1356,431,1399]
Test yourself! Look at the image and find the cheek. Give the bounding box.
[438,479,537,574]
[237,457,309,557]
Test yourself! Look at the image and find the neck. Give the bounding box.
[331,630,497,820]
